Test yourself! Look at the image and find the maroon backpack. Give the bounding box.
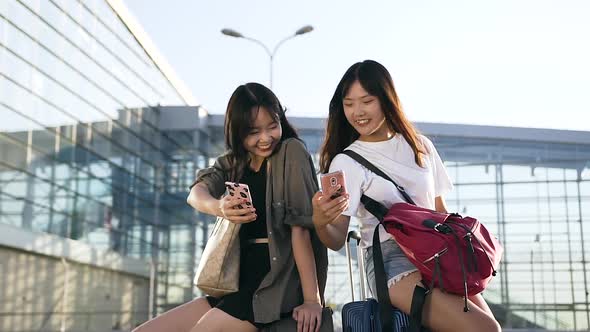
[382,202,503,297]
[342,150,503,326]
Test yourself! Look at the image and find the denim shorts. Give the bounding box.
[364,238,418,297]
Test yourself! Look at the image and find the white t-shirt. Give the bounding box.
[329,134,454,248]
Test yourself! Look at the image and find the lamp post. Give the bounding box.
[221,25,314,89]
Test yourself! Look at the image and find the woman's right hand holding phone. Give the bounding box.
[312,185,349,228]
[218,195,257,224]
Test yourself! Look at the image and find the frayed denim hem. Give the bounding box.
[387,269,419,288]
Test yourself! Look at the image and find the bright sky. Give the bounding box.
[124,0,590,131]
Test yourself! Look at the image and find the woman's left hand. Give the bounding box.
[292,301,323,332]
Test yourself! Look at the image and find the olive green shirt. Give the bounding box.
[193,138,328,323]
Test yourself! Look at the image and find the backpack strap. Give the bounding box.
[372,225,394,331]
[409,284,429,332]
[342,150,416,205]
[342,149,427,332]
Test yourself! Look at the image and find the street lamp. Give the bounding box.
[221,25,314,89]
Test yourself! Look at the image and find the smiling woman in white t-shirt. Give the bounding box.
[312,60,501,332]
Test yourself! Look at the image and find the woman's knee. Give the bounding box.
[131,297,211,332]
[191,308,257,332]
[477,314,501,332]
[421,289,501,332]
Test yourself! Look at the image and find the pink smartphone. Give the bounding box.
[320,170,347,199]
[224,181,253,209]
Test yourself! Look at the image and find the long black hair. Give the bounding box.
[224,82,298,180]
[320,60,425,173]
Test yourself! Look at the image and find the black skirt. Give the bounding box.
[206,242,271,327]
[207,161,272,327]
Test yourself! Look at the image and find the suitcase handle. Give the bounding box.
[347,230,361,243]
[345,230,367,301]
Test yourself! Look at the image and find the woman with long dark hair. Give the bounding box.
[312,60,500,332]
[134,83,327,332]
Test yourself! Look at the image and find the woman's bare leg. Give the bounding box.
[469,293,495,318]
[190,308,258,332]
[387,271,501,332]
[132,297,211,332]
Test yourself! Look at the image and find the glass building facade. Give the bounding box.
[420,124,590,331]
[0,0,208,329]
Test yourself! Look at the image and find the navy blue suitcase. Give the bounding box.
[341,231,411,332]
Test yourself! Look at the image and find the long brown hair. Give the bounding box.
[319,60,426,173]
[224,82,298,180]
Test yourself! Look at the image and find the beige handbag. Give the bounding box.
[194,217,241,297]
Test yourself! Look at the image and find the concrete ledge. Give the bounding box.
[0,223,150,277]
